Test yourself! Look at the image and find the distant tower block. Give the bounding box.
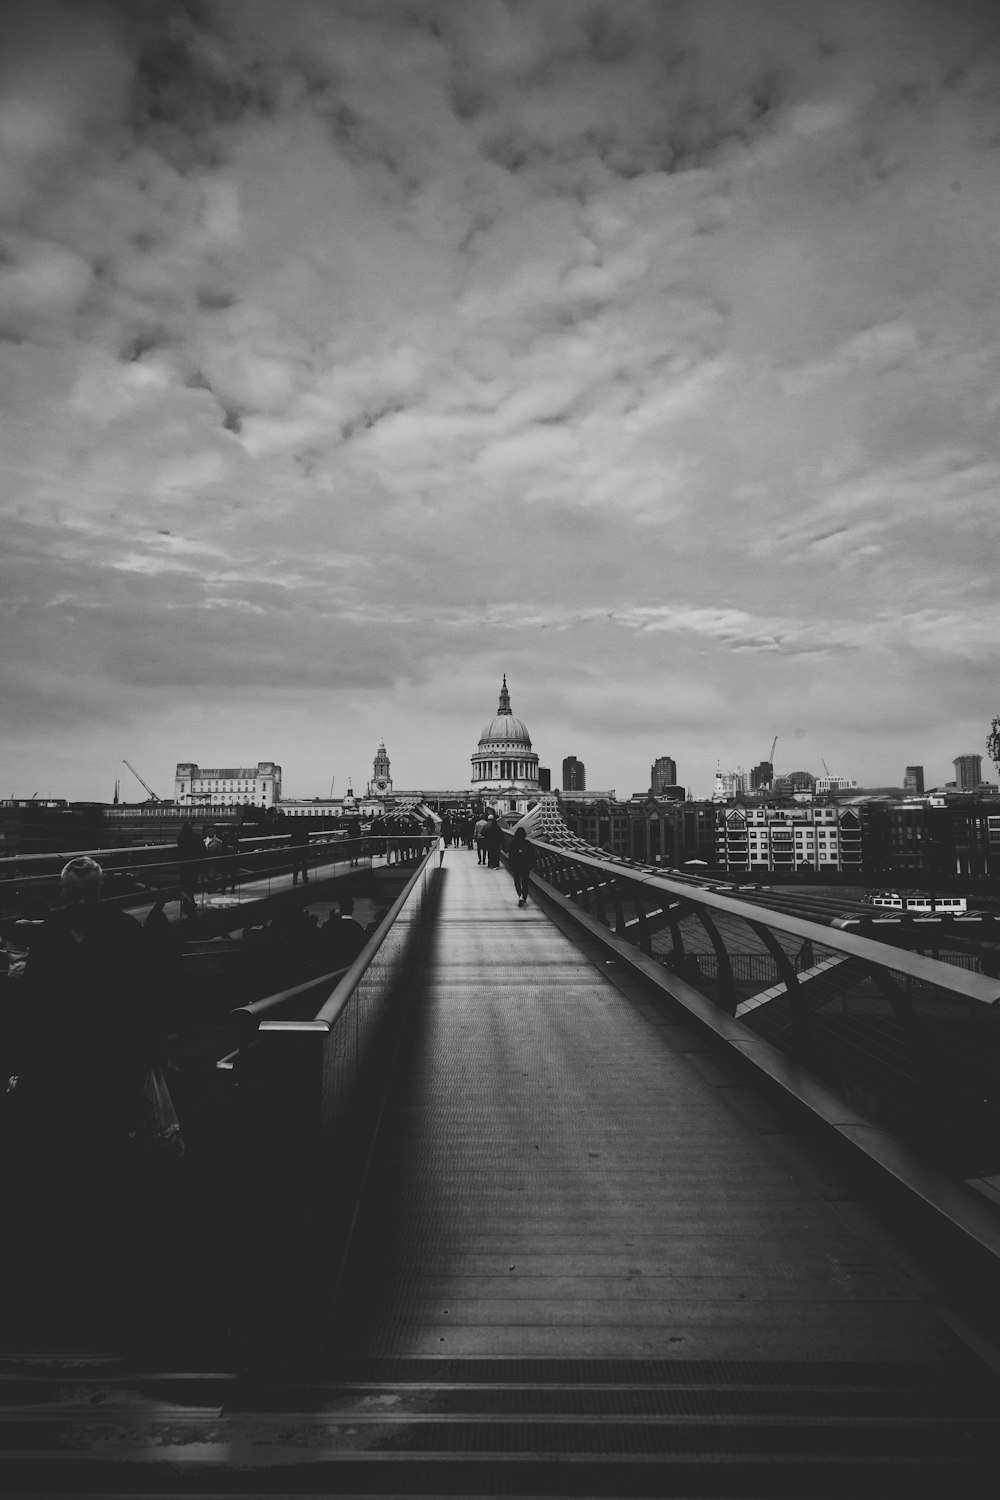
[953,754,982,791]
[562,756,586,791]
[650,756,677,794]
[904,765,924,796]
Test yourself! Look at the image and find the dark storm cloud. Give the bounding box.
[2,0,1000,795]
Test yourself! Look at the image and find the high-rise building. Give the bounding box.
[904,765,924,796]
[750,761,774,790]
[650,756,677,793]
[772,770,815,796]
[953,755,983,791]
[538,767,551,792]
[562,756,586,791]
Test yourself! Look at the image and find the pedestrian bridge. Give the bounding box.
[3,840,1000,1494]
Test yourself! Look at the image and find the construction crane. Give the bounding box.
[821,758,831,776]
[122,759,160,802]
[768,736,778,765]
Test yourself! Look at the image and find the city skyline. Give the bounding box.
[3,2,999,802]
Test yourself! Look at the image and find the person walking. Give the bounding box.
[509,826,535,907]
[219,825,239,893]
[474,814,488,865]
[202,824,223,894]
[484,811,502,869]
[289,817,311,884]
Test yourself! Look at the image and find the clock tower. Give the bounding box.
[368,739,393,798]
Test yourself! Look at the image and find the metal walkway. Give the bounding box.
[330,847,969,1364]
[4,846,999,1493]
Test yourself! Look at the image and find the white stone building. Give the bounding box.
[174,762,281,807]
[471,676,542,815]
[716,803,862,874]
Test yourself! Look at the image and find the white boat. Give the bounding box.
[861,889,967,914]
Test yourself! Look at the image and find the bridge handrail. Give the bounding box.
[258,837,438,1037]
[0,833,351,891]
[230,966,351,1046]
[0,834,435,931]
[527,837,1000,1009]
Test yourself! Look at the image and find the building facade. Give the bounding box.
[712,765,749,801]
[174,761,281,807]
[954,754,984,791]
[904,765,925,796]
[716,803,862,875]
[750,760,774,790]
[772,770,816,797]
[562,756,586,791]
[471,676,542,815]
[813,776,859,794]
[650,756,677,794]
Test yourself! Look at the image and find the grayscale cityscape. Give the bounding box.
[1,1,999,1491]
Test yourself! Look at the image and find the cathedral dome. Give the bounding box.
[471,675,541,807]
[478,675,532,747]
[479,713,531,747]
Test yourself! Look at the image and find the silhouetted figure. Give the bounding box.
[289,817,311,884]
[329,895,367,969]
[484,812,502,869]
[177,821,205,917]
[364,907,390,942]
[202,824,223,893]
[509,827,535,907]
[219,825,240,892]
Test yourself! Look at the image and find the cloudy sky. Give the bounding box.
[2,0,999,803]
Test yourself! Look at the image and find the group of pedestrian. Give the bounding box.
[440,814,476,849]
[371,813,426,865]
[241,895,382,989]
[474,811,503,867]
[177,820,240,913]
[468,813,535,907]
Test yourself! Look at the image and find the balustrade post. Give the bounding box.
[613,883,627,938]
[571,862,589,911]
[632,893,652,955]
[664,903,687,969]
[692,906,736,1014]
[748,920,806,1048]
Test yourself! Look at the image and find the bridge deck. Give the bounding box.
[331,847,961,1364]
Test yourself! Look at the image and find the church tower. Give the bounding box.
[368,740,392,797]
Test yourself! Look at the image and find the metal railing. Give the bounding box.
[524,838,1000,1176]
[236,838,441,1134]
[0,832,433,932]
